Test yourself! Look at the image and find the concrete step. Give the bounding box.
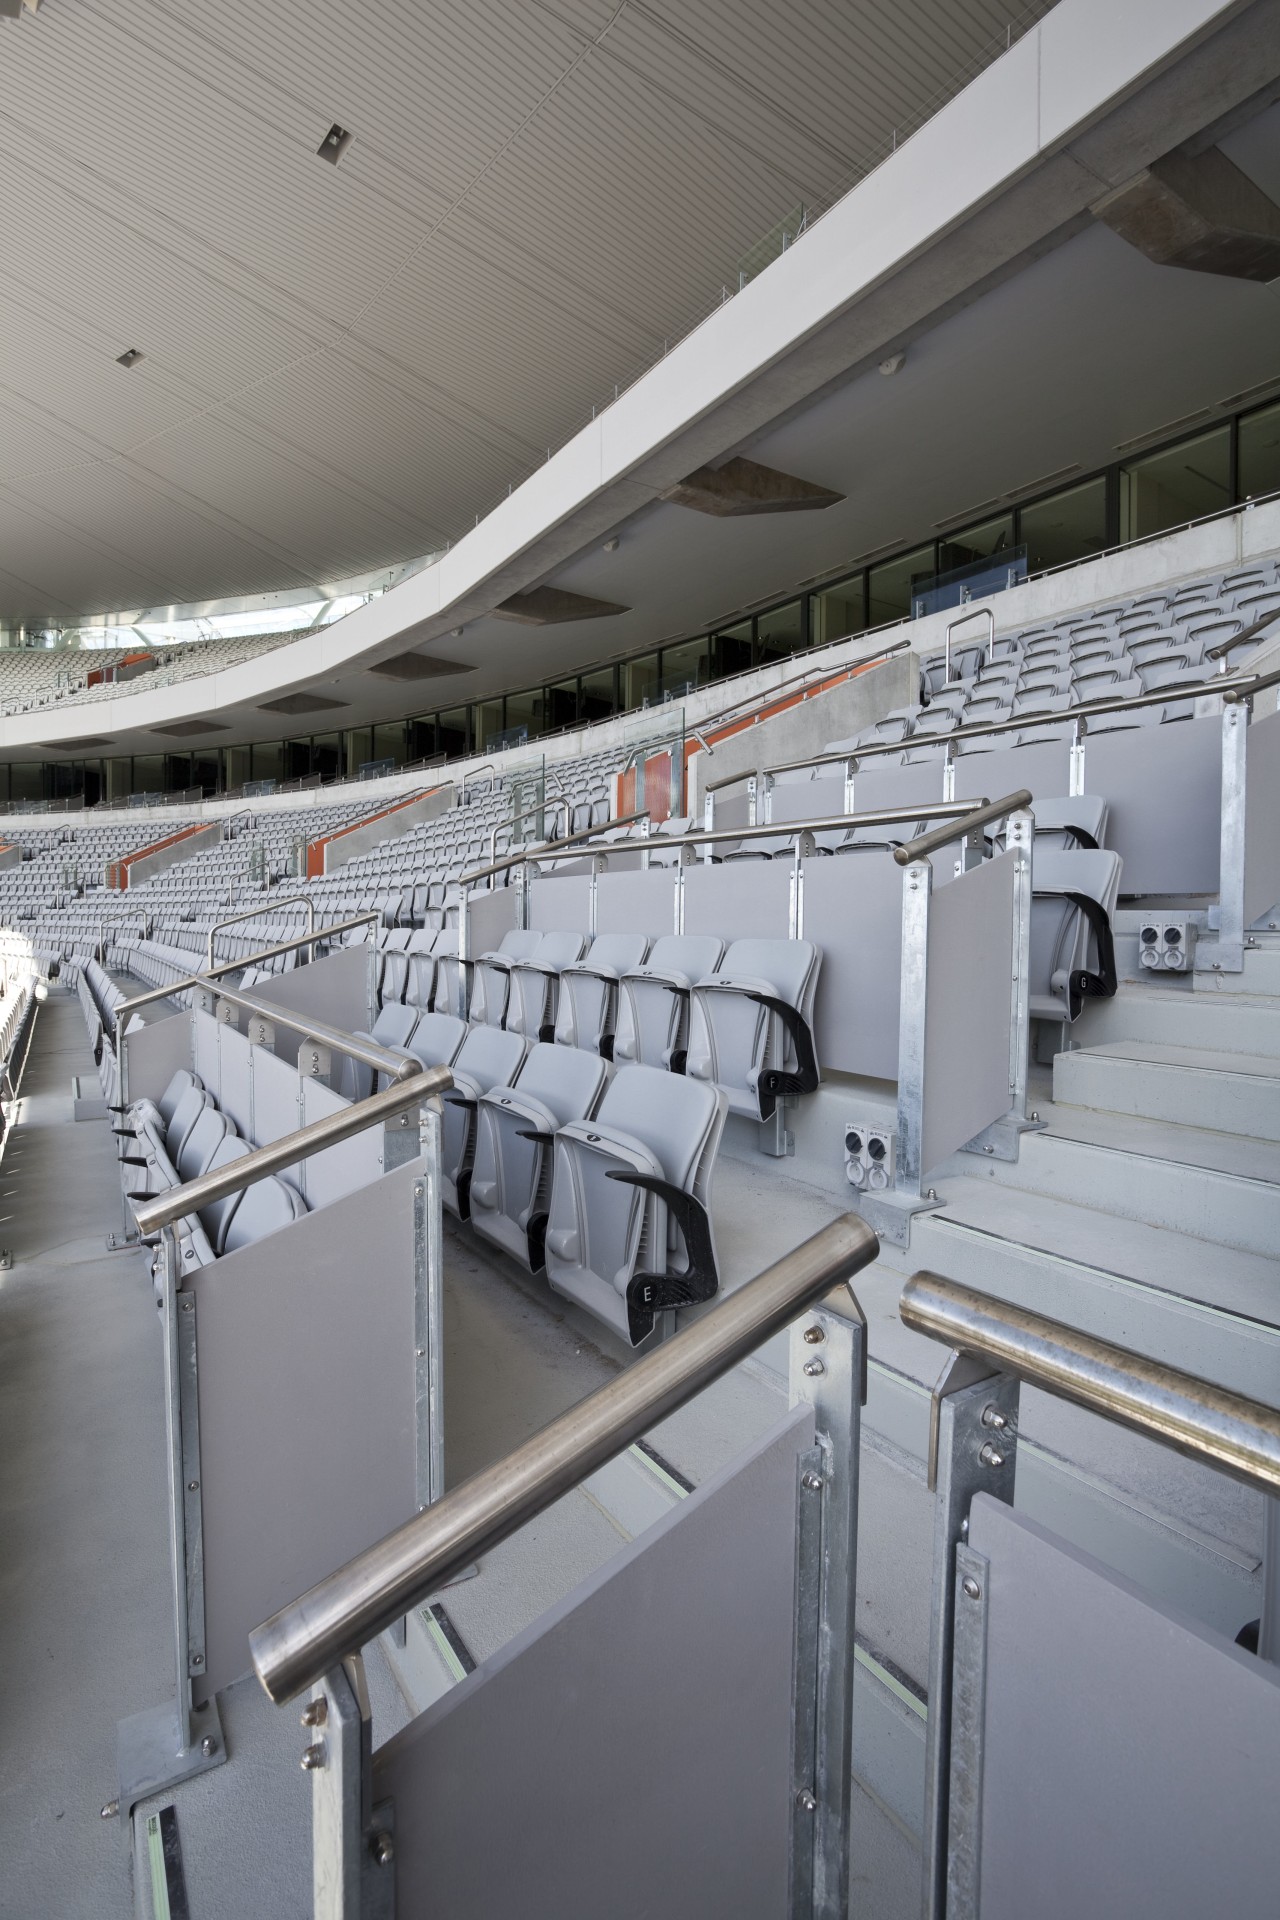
[1193,942,1280,995]
[1053,1039,1280,1142]
[1075,982,1280,1056]
[942,1113,1280,1256]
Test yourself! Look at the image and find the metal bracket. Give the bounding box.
[960,1111,1044,1164]
[312,1657,396,1920]
[214,997,239,1029]
[300,1038,333,1085]
[759,1097,795,1159]
[382,1110,422,1173]
[853,1184,943,1250]
[413,1141,444,1514]
[946,1544,991,1920]
[247,1014,276,1049]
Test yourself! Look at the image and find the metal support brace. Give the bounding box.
[922,1362,1020,1920]
[673,861,686,935]
[1205,698,1248,973]
[856,859,941,1246]
[842,758,856,817]
[310,1657,394,1920]
[789,1300,865,1920]
[941,743,956,804]
[412,1124,445,1514]
[514,860,530,933]
[746,773,759,829]
[1068,717,1087,798]
[962,812,1042,1163]
[1261,1497,1280,1667]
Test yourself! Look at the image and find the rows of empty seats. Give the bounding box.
[0,627,314,716]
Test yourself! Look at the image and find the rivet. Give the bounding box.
[191,1654,203,1667]
[182,1298,194,1310]
[187,1479,199,1491]
[979,1441,1005,1469]
[802,1325,824,1345]
[802,1357,825,1377]
[796,1789,817,1813]
[962,1576,982,1600]
[201,1735,217,1758]
[301,1742,327,1772]
[801,1470,824,1492]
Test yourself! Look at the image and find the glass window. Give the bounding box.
[437,708,470,759]
[283,740,311,782]
[164,753,192,791]
[10,762,41,803]
[937,513,1015,576]
[623,653,660,710]
[1239,399,1280,502]
[474,702,503,751]
[811,578,865,648]
[311,733,341,781]
[504,688,545,740]
[132,753,164,794]
[708,620,753,682]
[406,717,438,762]
[868,545,934,628]
[346,728,373,770]
[1019,476,1109,573]
[660,638,707,696]
[579,668,616,725]
[106,756,133,801]
[251,742,282,785]
[1119,425,1231,542]
[372,722,405,767]
[546,680,579,732]
[755,599,806,665]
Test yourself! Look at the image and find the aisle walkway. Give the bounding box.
[0,988,171,1919]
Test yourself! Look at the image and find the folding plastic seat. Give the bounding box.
[1233,587,1280,627]
[684,938,821,1123]
[964,694,1013,726]
[440,1025,528,1216]
[1072,666,1141,704]
[613,935,725,1074]
[1030,796,1108,852]
[554,934,650,1055]
[198,1136,252,1253]
[336,1002,423,1101]
[1222,569,1270,596]
[504,931,590,1041]
[221,1175,307,1253]
[406,1010,467,1071]
[1134,655,1205,692]
[469,929,542,1027]
[643,819,694,869]
[1030,848,1122,1022]
[175,1106,234,1184]
[544,1064,727,1345]
[119,1066,200,1136]
[145,1081,212,1167]
[470,1043,610,1270]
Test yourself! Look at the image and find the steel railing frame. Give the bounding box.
[206,893,316,970]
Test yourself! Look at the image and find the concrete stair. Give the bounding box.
[1053,1038,1280,1142]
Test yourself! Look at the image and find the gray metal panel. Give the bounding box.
[375,1406,812,1920]
[188,1161,422,1695]
[853,761,949,814]
[770,774,843,825]
[122,1011,193,1107]
[527,874,593,932]
[1245,707,1280,924]
[248,947,373,1067]
[682,860,792,940]
[466,888,519,957]
[250,1046,302,1163]
[966,1494,1280,1920]
[191,1009,221,1098]
[921,851,1014,1172]
[952,739,1072,807]
[1086,713,1220,895]
[594,868,678,935]
[216,1024,254,1140]
[299,1078,384,1208]
[803,850,902,1078]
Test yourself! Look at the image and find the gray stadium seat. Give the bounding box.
[470,1043,610,1270]
[612,935,726,1073]
[441,1025,529,1217]
[554,934,651,1056]
[1030,848,1123,1022]
[544,1064,727,1345]
[504,931,590,1040]
[685,937,822,1121]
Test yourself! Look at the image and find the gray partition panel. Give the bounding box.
[683,861,791,940]
[192,1008,221,1100]
[1245,707,1280,924]
[299,1077,382,1208]
[122,1009,193,1107]
[528,874,592,932]
[803,852,903,1079]
[249,945,372,1065]
[952,739,1072,807]
[852,760,948,815]
[215,1024,254,1139]
[965,1494,1280,1920]
[593,868,677,936]
[769,772,843,824]
[375,1406,811,1920]
[711,786,753,831]
[189,1160,423,1694]
[249,1045,301,1169]
[466,886,519,958]
[922,850,1014,1173]
[1086,713,1220,895]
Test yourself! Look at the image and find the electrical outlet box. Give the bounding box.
[1139,920,1196,971]
[844,1122,895,1191]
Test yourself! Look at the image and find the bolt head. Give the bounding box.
[301,1742,327,1772]
[962,1576,982,1600]
[301,1698,328,1728]
[201,1735,217,1758]
[927,1187,937,1202]
[191,1654,203,1667]
[372,1833,395,1867]
[801,1470,825,1492]
[101,1800,119,1820]
[802,1357,825,1377]
[979,1441,1005,1469]
[1030,1110,1040,1123]
[981,1406,1007,1431]
[182,1297,194,1310]
[796,1789,817,1813]
[187,1480,199,1491]
[802,1325,824,1345]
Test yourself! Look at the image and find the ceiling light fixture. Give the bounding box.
[603,536,620,552]
[116,348,144,369]
[318,123,353,165]
[879,352,906,377]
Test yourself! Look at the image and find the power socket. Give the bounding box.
[1139,920,1196,971]
[844,1122,895,1192]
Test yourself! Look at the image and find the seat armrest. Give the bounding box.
[620,967,693,993]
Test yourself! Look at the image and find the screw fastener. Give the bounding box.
[372,1834,395,1867]
[802,1325,825,1345]
[191,1654,203,1667]
[801,1470,824,1492]
[979,1441,1005,1469]
[962,1576,982,1600]
[981,1406,1007,1431]
[802,1358,825,1377]
[796,1790,817,1813]
[101,1800,119,1820]
[301,1699,328,1728]
[301,1743,327,1772]
[201,1735,217,1758]
[187,1479,199,1491]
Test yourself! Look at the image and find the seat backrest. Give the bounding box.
[576,934,649,975]
[595,1064,723,1189]
[156,1068,199,1126]
[493,930,541,961]
[175,1105,232,1184]
[453,1024,528,1093]
[408,1011,467,1068]
[165,1084,213,1159]
[713,937,819,1009]
[511,1042,608,1125]
[529,930,589,969]
[221,1175,307,1254]
[371,1002,421,1049]
[199,1135,251,1253]
[1031,796,1108,849]
[641,935,725,981]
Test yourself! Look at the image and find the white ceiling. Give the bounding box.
[0,0,1057,623]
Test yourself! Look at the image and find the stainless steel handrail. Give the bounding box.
[458,809,651,888]
[131,1063,453,1239]
[207,894,315,969]
[900,1272,1280,1496]
[943,606,995,685]
[114,908,382,1029]
[485,796,571,871]
[762,667,1265,780]
[893,790,1032,866]
[1205,607,1280,662]
[1223,663,1280,703]
[178,979,420,1083]
[249,1212,878,1703]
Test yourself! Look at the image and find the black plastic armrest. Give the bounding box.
[118,1154,151,1168]
[744,992,821,1109]
[605,1170,718,1343]
[514,1127,555,1145]
[444,1091,476,1109]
